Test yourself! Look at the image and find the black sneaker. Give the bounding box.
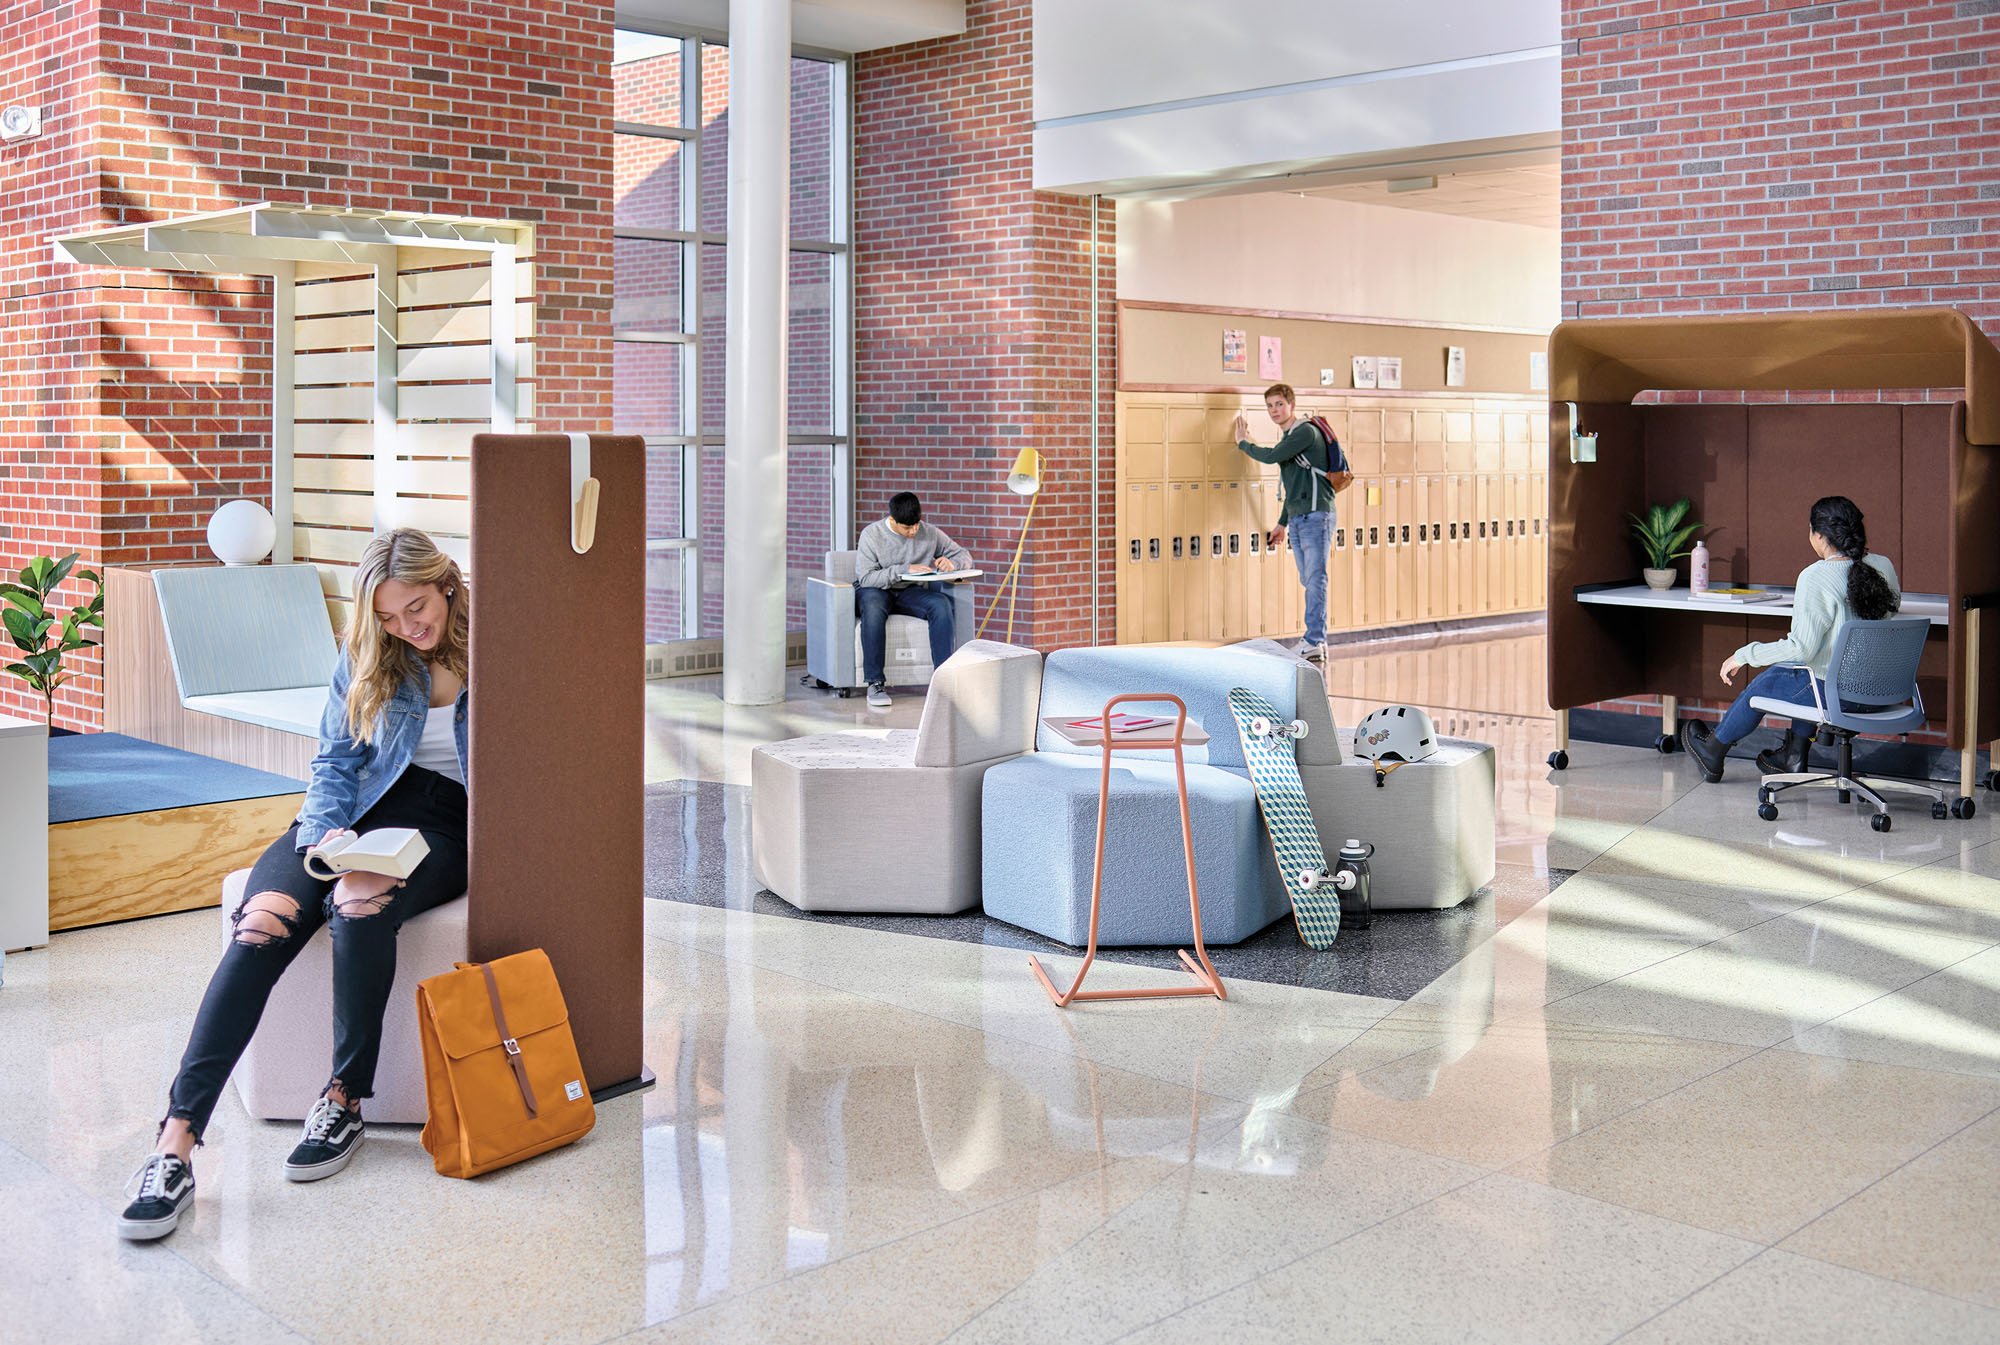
[118,1153,194,1240]
[284,1097,364,1182]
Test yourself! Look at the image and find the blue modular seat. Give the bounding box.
[979,643,1309,947]
[981,751,1284,946]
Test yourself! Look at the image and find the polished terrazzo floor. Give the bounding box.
[7,624,2000,1342]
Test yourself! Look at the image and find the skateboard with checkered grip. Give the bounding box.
[1228,687,1339,949]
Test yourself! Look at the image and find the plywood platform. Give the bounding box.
[48,733,306,932]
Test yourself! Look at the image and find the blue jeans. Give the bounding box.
[858,584,956,686]
[1715,665,1823,743]
[1289,509,1333,646]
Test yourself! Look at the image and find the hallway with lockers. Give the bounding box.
[1115,391,1550,646]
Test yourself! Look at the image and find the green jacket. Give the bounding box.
[1237,421,1335,525]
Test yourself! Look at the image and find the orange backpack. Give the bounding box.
[416,949,596,1178]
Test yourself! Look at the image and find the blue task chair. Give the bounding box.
[1750,615,1970,833]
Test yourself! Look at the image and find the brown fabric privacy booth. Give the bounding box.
[468,433,646,1096]
[1546,308,2000,777]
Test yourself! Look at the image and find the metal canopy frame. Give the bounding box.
[52,204,535,563]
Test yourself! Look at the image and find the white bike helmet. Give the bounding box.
[1353,705,1438,764]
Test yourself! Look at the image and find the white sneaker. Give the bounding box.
[866,681,892,708]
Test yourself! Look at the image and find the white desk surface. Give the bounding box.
[1575,583,1950,627]
[0,712,47,738]
[1042,715,1210,749]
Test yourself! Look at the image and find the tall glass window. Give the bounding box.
[612,29,850,648]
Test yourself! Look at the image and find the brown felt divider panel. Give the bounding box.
[1745,405,1903,587]
[1901,404,1953,597]
[1947,403,2000,743]
[1645,406,1748,583]
[1547,400,1647,712]
[468,433,645,1092]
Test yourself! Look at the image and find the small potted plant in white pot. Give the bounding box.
[1629,498,1703,590]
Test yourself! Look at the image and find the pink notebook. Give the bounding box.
[1065,713,1174,733]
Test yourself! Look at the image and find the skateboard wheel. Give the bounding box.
[1288,719,1309,739]
[1297,868,1319,891]
[1249,716,1272,738]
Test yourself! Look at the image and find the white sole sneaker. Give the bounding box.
[284,1129,363,1183]
[117,1204,189,1240]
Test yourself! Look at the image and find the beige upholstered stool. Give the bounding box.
[218,868,468,1124]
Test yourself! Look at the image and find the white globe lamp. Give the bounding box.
[207,499,276,566]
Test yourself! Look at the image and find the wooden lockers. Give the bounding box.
[1116,392,1549,645]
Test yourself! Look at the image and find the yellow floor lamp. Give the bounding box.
[976,447,1041,643]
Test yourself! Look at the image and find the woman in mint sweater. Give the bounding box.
[1684,496,1899,783]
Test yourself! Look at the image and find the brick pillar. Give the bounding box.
[0,0,616,728]
[853,0,1117,650]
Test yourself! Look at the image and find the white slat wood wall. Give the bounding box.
[289,256,534,625]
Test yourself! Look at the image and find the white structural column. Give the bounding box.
[723,0,792,704]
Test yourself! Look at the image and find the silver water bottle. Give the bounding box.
[1331,838,1374,930]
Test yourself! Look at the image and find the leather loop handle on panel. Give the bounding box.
[568,432,600,555]
[479,962,540,1118]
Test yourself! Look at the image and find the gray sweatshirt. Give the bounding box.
[855,519,972,589]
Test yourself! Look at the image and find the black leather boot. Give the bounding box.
[1755,730,1811,777]
[1684,720,1730,783]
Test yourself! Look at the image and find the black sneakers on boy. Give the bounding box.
[118,1153,195,1240]
[284,1097,365,1182]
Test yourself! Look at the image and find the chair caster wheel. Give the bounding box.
[1758,802,1779,822]
[1933,801,1951,821]
[1655,734,1678,754]
[1548,750,1569,771]
[1984,770,2000,792]
[837,688,855,698]
[1871,813,1892,833]
[1954,797,1977,820]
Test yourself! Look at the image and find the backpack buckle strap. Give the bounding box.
[479,963,540,1118]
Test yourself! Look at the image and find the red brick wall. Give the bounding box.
[853,0,1117,651]
[0,0,106,726]
[1564,1,2000,327]
[1563,0,2000,743]
[0,0,614,727]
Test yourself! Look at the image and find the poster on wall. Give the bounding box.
[1259,335,1283,380]
[1445,346,1467,388]
[1351,355,1378,389]
[1378,356,1403,390]
[1222,328,1247,374]
[1529,350,1549,391]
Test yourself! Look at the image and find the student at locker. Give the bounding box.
[854,490,972,707]
[1232,383,1350,660]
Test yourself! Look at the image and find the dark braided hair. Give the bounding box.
[1809,496,1897,621]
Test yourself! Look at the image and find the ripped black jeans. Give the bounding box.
[165,766,468,1140]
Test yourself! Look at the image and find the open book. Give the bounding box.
[901,567,984,582]
[303,827,431,881]
[1692,587,1780,604]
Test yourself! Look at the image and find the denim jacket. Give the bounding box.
[294,651,469,851]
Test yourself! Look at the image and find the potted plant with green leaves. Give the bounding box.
[2,553,105,728]
[1629,498,1704,590]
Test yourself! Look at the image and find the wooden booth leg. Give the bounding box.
[1028,701,1227,1008]
[1658,695,1680,754]
[1962,608,1982,802]
[1548,708,1571,771]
